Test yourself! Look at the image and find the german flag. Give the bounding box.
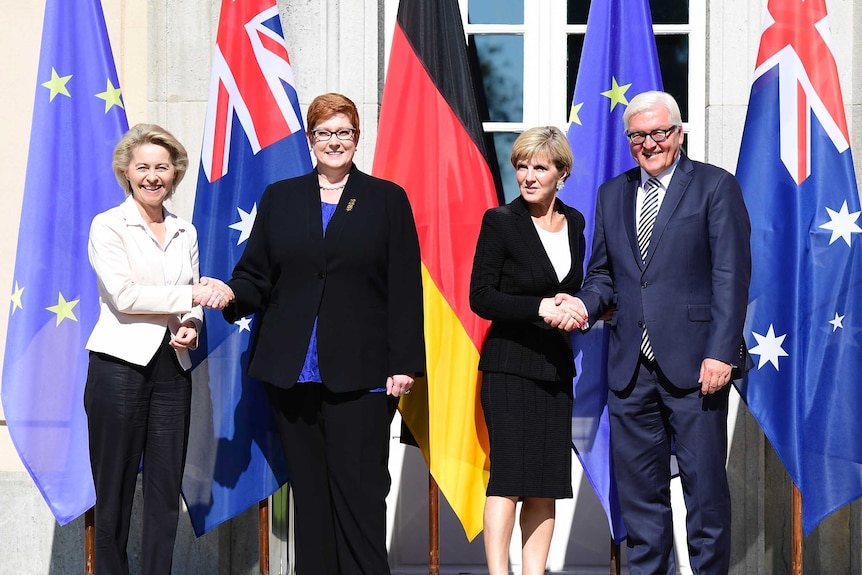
[372,0,500,540]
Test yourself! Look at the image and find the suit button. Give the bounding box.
[317,272,325,279]
[641,282,649,288]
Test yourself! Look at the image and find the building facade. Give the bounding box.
[1,0,861,573]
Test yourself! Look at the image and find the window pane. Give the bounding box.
[492,132,520,202]
[656,34,688,121]
[471,34,524,123]
[565,34,586,114]
[570,0,688,25]
[649,0,688,24]
[567,0,590,24]
[468,0,523,24]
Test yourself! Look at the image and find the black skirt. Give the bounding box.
[481,371,573,499]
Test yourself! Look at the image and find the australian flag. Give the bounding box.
[1,0,128,524]
[183,0,312,536]
[735,0,862,534]
[557,0,663,542]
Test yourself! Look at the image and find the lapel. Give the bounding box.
[511,196,563,286]
[643,154,693,269]
[621,169,643,268]
[560,201,581,284]
[293,171,328,269]
[320,164,361,245]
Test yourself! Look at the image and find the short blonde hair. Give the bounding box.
[112,123,189,196]
[510,126,573,179]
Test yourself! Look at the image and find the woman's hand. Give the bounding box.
[170,324,198,350]
[386,374,415,397]
[540,294,588,331]
[193,277,235,310]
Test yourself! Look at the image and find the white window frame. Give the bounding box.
[382,0,706,156]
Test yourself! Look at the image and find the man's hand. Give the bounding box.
[699,358,732,395]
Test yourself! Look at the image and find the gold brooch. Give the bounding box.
[346,198,356,212]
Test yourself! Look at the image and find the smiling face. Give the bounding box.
[125,143,175,215]
[309,113,357,178]
[515,151,565,210]
[627,106,684,177]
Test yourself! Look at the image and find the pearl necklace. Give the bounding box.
[319,183,346,191]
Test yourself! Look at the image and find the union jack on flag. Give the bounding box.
[183,0,311,536]
[735,0,862,534]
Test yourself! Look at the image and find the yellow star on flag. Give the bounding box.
[46,292,79,326]
[569,102,584,125]
[95,79,124,113]
[10,282,24,314]
[600,77,632,111]
[42,68,72,102]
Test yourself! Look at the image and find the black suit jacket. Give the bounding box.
[224,165,426,392]
[470,196,586,382]
[578,154,752,390]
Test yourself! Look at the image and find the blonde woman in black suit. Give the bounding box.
[470,126,587,575]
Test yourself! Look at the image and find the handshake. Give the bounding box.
[192,277,235,310]
[540,293,589,332]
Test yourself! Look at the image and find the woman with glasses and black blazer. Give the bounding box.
[209,93,425,575]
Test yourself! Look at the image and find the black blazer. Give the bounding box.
[577,154,752,390]
[470,196,586,382]
[224,165,426,392]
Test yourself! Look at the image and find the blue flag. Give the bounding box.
[557,0,663,542]
[1,0,128,525]
[735,0,862,535]
[183,0,311,536]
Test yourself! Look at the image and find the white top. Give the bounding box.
[533,220,571,281]
[85,195,203,369]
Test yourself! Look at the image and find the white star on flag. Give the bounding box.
[829,312,845,332]
[819,200,862,246]
[235,316,252,332]
[749,324,789,370]
[228,203,257,245]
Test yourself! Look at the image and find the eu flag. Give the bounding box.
[1,0,128,524]
[735,0,862,534]
[183,0,311,536]
[557,0,663,542]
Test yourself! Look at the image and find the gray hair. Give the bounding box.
[623,91,683,132]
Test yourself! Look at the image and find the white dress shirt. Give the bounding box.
[86,195,203,369]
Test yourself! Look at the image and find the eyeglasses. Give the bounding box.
[626,126,678,145]
[312,128,356,142]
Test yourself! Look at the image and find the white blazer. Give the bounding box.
[85,195,204,370]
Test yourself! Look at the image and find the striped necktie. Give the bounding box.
[638,177,661,360]
[637,177,661,262]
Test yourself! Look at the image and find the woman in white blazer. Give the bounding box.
[84,124,220,575]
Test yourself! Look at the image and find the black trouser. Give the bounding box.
[84,337,191,575]
[266,383,397,575]
[608,357,731,575]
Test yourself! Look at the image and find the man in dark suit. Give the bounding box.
[571,91,751,574]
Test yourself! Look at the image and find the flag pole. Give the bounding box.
[792,485,802,575]
[610,540,621,575]
[429,472,440,575]
[85,507,95,574]
[259,498,269,574]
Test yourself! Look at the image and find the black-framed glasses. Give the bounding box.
[626,126,678,145]
[313,128,356,142]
